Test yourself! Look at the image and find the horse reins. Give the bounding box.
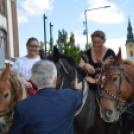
[99,65,134,112]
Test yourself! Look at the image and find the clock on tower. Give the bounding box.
[129,44,133,48]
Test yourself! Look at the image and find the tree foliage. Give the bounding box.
[56,29,92,66]
[37,41,45,55]
[39,29,92,66]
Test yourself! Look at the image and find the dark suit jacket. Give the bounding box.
[7,87,82,134]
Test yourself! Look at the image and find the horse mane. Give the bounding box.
[102,58,134,69]
[123,59,134,67]
[59,54,76,67]
[46,54,76,68]
[102,59,114,68]
[0,68,19,77]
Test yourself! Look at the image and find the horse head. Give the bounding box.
[0,63,28,134]
[98,48,133,123]
[40,46,76,89]
[0,64,12,134]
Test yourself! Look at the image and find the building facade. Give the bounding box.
[0,0,19,58]
[125,18,134,59]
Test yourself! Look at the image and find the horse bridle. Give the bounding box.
[100,65,134,112]
[0,75,19,117]
[59,60,77,90]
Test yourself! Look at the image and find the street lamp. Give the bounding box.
[44,14,47,56]
[83,6,111,48]
[50,22,53,54]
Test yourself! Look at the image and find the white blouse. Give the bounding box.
[12,56,40,81]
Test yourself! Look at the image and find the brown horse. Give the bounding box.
[97,48,134,123]
[0,64,30,134]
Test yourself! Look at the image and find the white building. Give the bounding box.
[0,0,19,60]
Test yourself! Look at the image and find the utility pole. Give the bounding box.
[44,14,47,56]
[84,6,111,49]
[50,22,53,54]
[84,12,88,47]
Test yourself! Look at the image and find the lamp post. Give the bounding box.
[84,6,111,48]
[44,14,47,56]
[50,22,53,54]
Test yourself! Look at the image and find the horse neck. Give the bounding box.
[123,64,134,100]
[18,84,29,102]
[13,77,28,102]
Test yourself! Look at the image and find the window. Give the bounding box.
[0,29,7,53]
[1,0,5,14]
[130,51,133,57]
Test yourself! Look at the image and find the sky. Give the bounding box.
[17,0,134,58]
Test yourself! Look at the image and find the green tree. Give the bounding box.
[84,43,92,51]
[39,29,92,66]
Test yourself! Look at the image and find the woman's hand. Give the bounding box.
[84,76,95,84]
[84,63,95,75]
[84,76,99,84]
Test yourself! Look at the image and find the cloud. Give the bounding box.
[73,30,88,45]
[105,38,126,58]
[17,0,54,23]
[80,0,125,24]
[17,9,28,23]
[21,0,53,16]
[120,0,129,7]
[73,30,127,58]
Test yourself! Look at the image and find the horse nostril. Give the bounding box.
[0,123,6,133]
[106,109,113,117]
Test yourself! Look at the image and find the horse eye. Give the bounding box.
[4,93,9,98]
[113,77,118,82]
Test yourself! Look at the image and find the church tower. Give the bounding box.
[126,18,134,59]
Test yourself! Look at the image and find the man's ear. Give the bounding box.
[54,76,57,88]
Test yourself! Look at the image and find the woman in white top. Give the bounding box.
[13,37,40,95]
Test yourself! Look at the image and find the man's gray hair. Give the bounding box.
[32,60,57,87]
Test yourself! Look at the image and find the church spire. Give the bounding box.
[126,17,134,44]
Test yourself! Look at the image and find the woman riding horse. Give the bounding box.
[79,31,130,133]
[79,30,115,85]
[12,37,40,95]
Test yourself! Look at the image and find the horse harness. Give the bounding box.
[99,65,134,112]
[0,75,20,120]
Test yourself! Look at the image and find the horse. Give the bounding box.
[0,64,30,134]
[40,47,121,134]
[97,48,134,133]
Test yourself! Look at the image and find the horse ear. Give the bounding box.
[113,47,122,65]
[39,50,45,59]
[1,63,10,81]
[53,46,59,63]
[97,57,103,67]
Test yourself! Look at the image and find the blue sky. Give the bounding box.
[17,0,134,58]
